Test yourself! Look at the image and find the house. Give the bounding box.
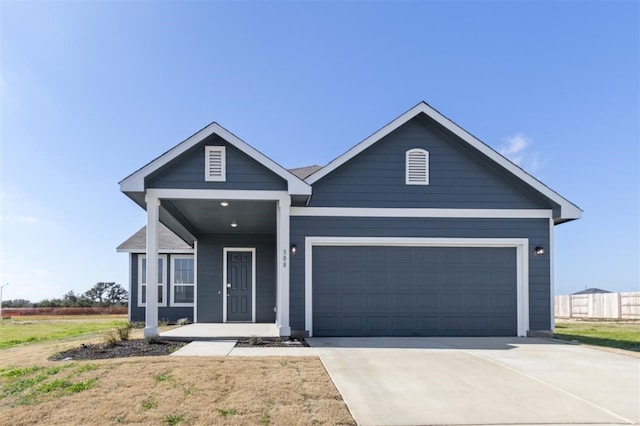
[571,288,611,295]
[117,102,581,338]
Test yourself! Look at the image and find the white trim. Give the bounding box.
[117,248,194,254]
[304,236,530,338]
[138,254,168,308]
[169,254,195,307]
[119,122,311,195]
[127,254,132,321]
[146,188,290,203]
[144,196,160,338]
[406,148,429,185]
[205,146,226,182]
[291,207,553,219]
[193,240,198,323]
[549,217,555,331]
[276,198,291,336]
[304,102,581,221]
[222,248,256,323]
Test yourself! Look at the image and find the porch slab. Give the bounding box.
[160,323,279,340]
[170,341,236,357]
[229,347,317,357]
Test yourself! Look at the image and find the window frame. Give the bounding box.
[405,148,430,185]
[205,146,226,182]
[138,254,168,308]
[170,255,195,307]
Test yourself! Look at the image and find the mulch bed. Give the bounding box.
[234,338,309,347]
[49,338,308,361]
[49,340,187,361]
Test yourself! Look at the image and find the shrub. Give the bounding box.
[103,330,119,347]
[145,335,161,344]
[249,336,264,346]
[176,317,190,326]
[117,324,132,341]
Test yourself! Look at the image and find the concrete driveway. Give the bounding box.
[308,337,639,426]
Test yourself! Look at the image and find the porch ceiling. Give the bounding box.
[164,199,276,234]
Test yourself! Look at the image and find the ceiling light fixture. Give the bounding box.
[230,221,238,228]
[220,201,229,207]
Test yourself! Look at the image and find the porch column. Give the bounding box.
[144,194,160,338]
[276,197,291,336]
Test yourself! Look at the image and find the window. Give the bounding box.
[138,255,167,307]
[406,148,429,185]
[205,146,226,182]
[171,256,195,306]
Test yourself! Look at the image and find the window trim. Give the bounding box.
[170,255,195,307]
[138,254,168,308]
[405,148,429,185]
[205,146,226,182]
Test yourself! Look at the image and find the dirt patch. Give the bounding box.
[48,339,187,361]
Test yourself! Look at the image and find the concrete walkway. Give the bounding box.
[308,337,640,426]
[170,340,317,357]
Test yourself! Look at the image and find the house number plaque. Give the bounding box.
[282,249,287,268]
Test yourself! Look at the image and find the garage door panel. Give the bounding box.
[492,270,516,287]
[440,316,465,333]
[491,293,515,310]
[440,294,464,309]
[341,293,363,310]
[366,316,390,332]
[312,246,517,336]
[440,270,465,287]
[415,294,438,310]
[367,293,389,310]
[465,293,490,309]
[392,294,414,310]
[391,316,415,333]
[339,271,364,289]
[315,292,339,309]
[342,316,364,331]
[390,270,413,288]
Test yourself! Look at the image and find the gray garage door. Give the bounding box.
[312,246,517,337]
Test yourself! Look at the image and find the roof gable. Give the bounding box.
[146,136,287,191]
[306,116,554,210]
[119,122,311,196]
[306,102,581,223]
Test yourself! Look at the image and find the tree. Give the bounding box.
[1,299,33,308]
[62,290,92,307]
[83,282,128,306]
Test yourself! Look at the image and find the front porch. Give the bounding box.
[160,323,279,341]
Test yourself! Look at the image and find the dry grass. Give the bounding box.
[0,334,354,425]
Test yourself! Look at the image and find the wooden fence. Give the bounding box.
[1,307,127,316]
[555,292,640,320]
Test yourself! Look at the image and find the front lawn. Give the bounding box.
[554,321,640,352]
[0,315,128,349]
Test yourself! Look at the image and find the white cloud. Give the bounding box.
[499,133,543,173]
[17,215,38,223]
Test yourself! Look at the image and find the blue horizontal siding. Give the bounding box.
[309,116,557,210]
[197,234,276,323]
[289,217,551,332]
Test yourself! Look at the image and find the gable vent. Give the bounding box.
[205,146,226,182]
[406,149,429,185]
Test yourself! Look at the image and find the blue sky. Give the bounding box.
[1,1,638,302]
